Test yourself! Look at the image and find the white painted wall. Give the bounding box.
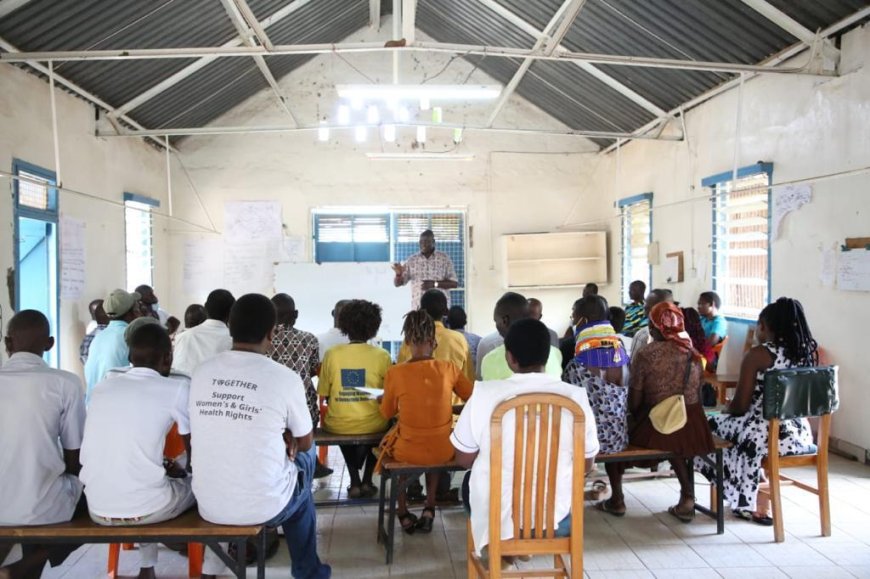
[165,22,604,338]
[579,24,870,454]
[0,63,169,376]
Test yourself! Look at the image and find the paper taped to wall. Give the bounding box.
[836,250,870,292]
[183,238,223,299]
[224,201,283,243]
[772,183,812,240]
[60,216,86,300]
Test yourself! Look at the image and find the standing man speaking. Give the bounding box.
[392,229,458,309]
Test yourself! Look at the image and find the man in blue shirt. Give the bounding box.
[698,291,728,348]
[84,289,142,402]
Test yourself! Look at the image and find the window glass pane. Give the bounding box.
[621,199,651,302]
[17,170,51,210]
[125,200,153,290]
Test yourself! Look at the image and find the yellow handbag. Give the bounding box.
[649,353,693,435]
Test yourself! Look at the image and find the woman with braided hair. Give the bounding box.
[696,297,818,525]
[378,310,474,534]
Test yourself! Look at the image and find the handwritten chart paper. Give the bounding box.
[223,240,273,295]
[183,238,223,298]
[224,201,283,243]
[60,216,86,300]
[837,250,870,292]
[772,184,812,239]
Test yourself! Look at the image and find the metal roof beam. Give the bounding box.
[402,0,417,44]
[486,0,586,127]
[218,0,297,125]
[234,0,274,50]
[477,0,667,118]
[543,0,587,55]
[370,0,381,30]
[0,0,33,20]
[740,0,821,45]
[109,0,313,119]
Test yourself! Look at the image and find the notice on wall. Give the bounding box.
[223,240,274,295]
[772,183,812,240]
[836,250,870,292]
[60,216,86,301]
[183,238,224,299]
[223,201,283,246]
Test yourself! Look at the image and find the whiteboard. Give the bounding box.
[837,250,870,292]
[273,262,412,340]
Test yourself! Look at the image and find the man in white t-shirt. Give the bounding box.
[451,318,599,558]
[0,310,86,577]
[172,289,235,375]
[316,299,350,360]
[190,294,330,579]
[80,323,194,579]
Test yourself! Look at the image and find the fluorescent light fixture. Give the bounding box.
[350,96,364,111]
[383,124,396,142]
[432,107,443,124]
[366,105,379,124]
[416,126,426,143]
[318,124,329,142]
[355,126,367,142]
[366,153,475,161]
[420,96,430,111]
[337,105,350,125]
[395,106,410,123]
[337,84,502,101]
[452,128,463,144]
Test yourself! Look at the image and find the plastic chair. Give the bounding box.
[106,424,203,577]
[466,393,586,579]
[759,366,839,543]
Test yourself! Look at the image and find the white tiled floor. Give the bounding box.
[8,454,870,578]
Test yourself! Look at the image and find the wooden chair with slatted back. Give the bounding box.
[759,366,839,543]
[466,393,586,579]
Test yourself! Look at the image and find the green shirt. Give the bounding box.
[480,344,563,381]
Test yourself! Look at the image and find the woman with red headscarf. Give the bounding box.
[597,302,715,522]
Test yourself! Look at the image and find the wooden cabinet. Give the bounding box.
[503,231,607,289]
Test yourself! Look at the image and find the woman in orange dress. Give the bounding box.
[379,310,474,534]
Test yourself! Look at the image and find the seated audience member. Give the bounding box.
[608,305,631,356]
[84,289,142,401]
[481,292,562,380]
[183,304,207,330]
[317,299,351,360]
[696,298,817,525]
[136,284,170,325]
[0,311,86,577]
[682,307,714,369]
[398,290,474,381]
[379,311,474,534]
[598,303,714,521]
[172,289,235,375]
[527,298,559,346]
[80,298,109,365]
[564,296,630,454]
[165,316,181,338]
[318,300,390,499]
[474,330,503,380]
[698,291,728,350]
[629,288,673,359]
[447,305,481,363]
[80,324,193,579]
[269,293,332,479]
[190,294,330,579]
[451,319,599,557]
[583,282,599,298]
[622,280,647,337]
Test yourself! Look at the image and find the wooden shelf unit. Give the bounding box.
[503,231,607,289]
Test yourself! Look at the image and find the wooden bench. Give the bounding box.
[313,428,388,506]
[376,457,466,564]
[0,510,267,579]
[595,437,733,534]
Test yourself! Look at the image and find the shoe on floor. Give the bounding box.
[313,462,333,479]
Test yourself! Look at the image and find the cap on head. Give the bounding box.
[103,289,141,318]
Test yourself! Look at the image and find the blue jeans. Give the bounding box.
[264,447,331,579]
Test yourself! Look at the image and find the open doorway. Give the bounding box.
[13,160,59,367]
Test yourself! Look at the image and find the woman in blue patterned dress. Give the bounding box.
[696,297,817,524]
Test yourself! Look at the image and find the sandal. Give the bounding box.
[595,498,626,517]
[668,505,695,523]
[416,507,436,534]
[397,511,418,535]
[733,510,774,526]
[585,480,608,501]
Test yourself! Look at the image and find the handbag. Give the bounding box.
[649,353,693,435]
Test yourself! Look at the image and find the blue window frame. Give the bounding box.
[124,192,159,290]
[617,193,653,304]
[12,159,60,367]
[703,162,773,321]
[313,214,390,262]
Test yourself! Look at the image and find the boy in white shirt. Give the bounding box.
[451,318,600,560]
[172,289,235,375]
[80,323,194,579]
[190,294,331,579]
[0,311,86,577]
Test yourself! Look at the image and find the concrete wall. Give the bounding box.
[0,63,169,376]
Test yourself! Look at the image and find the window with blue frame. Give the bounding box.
[313,214,390,262]
[124,193,159,291]
[618,193,652,304]
[704,163,772,320]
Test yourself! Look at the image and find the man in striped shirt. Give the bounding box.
[622,280,648,338]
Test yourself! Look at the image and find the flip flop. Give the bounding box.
[397,511,418,535]
[595,499,626,517]
[668,505,695,523]
[585,480,608,501]
[733,510,773,526]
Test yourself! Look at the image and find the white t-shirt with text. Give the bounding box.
[189,350,312,525]
[80,367,190,518]
[450,373,599,555]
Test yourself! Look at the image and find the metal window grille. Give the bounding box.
[125,200,154,290]
[17,169,53,210]
[620,198,652,303]
[712,172,770,320]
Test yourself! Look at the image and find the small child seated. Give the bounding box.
[378,311,474,534]
[698,291,727,369]
[317,299,390,499]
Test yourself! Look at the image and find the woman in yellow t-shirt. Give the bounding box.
[379,311,473,534]
[318,299,390,498]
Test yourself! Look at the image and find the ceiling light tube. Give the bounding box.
[337,84,502,101]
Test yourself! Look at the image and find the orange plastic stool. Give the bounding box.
[107,542,203,577]
[318,396,329,464]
